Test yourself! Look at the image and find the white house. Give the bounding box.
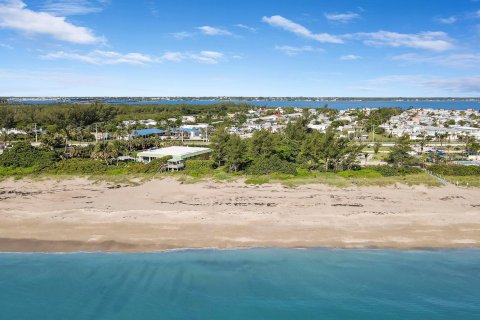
[182,115,196,124]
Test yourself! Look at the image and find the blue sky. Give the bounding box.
[1,0,480,96]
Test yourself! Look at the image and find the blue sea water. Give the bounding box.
[7,99,480,110]
[1,249,479,320]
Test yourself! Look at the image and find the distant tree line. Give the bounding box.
[0,102,254,130]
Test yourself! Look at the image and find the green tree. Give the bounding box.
[466,137,480,154]
[386,135,416,166]
[298,130,324,169]
[0,131,9,148]
[0,142,56,168]
[110,140,127,165]
[91,141,113,164]
[224,134,248,172]
[41,133,66,150]
[209,127,231,167]
[249,130,276,158]
[298,130,363,171]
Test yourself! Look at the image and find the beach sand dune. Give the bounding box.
[1,178,479,251]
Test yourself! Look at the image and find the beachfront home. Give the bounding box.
[136,146,212,170]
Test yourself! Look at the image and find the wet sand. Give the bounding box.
[0,178,479,252]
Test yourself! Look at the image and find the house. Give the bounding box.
[138,119,158,127]
[182,115,196,124]
[136,146,212,170]
[131,128,166,138]
[308,124,329,132]
[177,127,203,139]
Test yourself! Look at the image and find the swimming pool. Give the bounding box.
[453,161,480,166]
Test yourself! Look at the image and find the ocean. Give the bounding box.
[1,249,479,320]
[7,99,480,110]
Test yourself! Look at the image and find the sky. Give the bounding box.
[1,0,480,97]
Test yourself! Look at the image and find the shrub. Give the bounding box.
[185,159,214,177]
[0,166,39,176]
[245,155,298,175]
[0,142,57,169]
[50,158,108,175]
[128,157,172,174]
[337,169,383,178]
[295,167,311,177]
[429,164,480,176]
[244,176,270,185]
[366,165,422,176]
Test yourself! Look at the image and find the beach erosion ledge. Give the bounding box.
[0,178,479,252]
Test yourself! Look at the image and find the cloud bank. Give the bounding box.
[0,0,102,44]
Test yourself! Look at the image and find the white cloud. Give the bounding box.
[325,12,360,23]
[0,0,102,44]
[391,52,480,68]
[350,30,455,51]
[42,49,226,65]
[170,31,193,39]
[235,24,256,32]
[340,54,361,60]
[40,0,107,16]
[196,26,232,36]
[274,45,322,56]
[190,51,224,64]
[160,51,185,62]
[262,15,344,43]
[435,16,457,24]
[262,16,453,52]
[160,50,225,64]
[42,50,155,65]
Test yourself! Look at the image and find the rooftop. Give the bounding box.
[137,146,211,160]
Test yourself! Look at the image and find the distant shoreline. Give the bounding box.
[1,178,479,252]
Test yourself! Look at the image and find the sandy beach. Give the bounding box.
[0,178,479,252]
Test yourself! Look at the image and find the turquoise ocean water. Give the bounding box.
[1,249,479,320]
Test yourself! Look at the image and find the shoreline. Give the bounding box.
[1,239,480,253]
[1,178,479,252]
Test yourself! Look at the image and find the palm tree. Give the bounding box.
[0,130,9,149]
[91,141,112,164]
[110,140,127,166]
[418,132,427,153]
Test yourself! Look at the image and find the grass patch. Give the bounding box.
[0,166,39,177]
[349,173,441,187]
[445,176,480,188]
[337,169,383,178]
[245,171,442,188]
[245,176,271,185]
